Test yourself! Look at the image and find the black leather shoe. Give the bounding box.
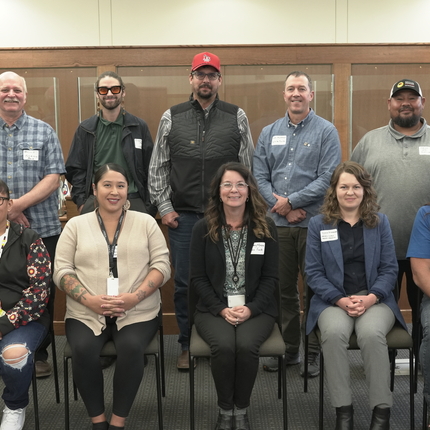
[233,413,250,430]
[369,406,390,430]
[214,412,233,430]
[335,405,353,430]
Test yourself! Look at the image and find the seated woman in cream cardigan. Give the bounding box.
[54,163,170,430]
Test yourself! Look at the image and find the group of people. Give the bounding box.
[1,50,430,430]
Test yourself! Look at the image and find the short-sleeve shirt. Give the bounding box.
[407,205,430,259]
[0,112,65,237]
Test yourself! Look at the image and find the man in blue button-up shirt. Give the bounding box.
[253,71,341,376]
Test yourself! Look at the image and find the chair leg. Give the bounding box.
[409,348,415,430]
[281,355,288,430]
[389,349,395,392]
[424,396,428,430]
[277,356,282,399]
[319,352,324,430]
[189,351,195,430]
[32,362,40,430]
[159,325,166,398]
[51,329,60,403]
[64,356,70,430]
[304,333,309,393]
[152,353,163,430]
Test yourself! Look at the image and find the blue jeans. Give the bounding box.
[0,322,47,409]
[421,295,430,404]
[168,211,203,350]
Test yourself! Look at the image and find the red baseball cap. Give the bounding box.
[191,52,221,73]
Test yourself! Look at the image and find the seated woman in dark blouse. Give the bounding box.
[190,162,279,430]
[305,161,405,430]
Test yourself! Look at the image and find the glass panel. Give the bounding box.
[224,65,333,144]
[351,64,430,150]
[118,66,191,140]
[77,77,97,123]
[119,65,333,145]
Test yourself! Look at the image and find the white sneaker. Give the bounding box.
[0,406,26,430]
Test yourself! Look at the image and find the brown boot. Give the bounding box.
[369,406,390,430]
[335,405,353,430]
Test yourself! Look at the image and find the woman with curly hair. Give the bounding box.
[190,162,279,430]
[305,161,406,430]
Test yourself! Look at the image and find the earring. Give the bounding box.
[246,197,249,202]
[220,197,222,202]
[123,200,131,211]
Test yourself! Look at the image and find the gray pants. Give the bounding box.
[318,302,395,409]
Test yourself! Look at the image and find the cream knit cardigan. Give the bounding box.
[54,210,171,335]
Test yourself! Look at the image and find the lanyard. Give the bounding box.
[225,226,245,285]
[96,210,125,276]
[0,220,10,259]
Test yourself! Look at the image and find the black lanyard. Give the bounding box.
[96,209,125,276]
[225,226,245,285]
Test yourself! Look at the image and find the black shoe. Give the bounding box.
[335,405,353,430]
[233,413,250,430]
[92,422,109,430]
[214,412,233,430]
[369,406,390,430]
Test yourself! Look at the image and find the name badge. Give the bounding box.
[271,135,287,146]
[228,295,245,307]
[320,229,338,242]
[419,146,430,155]
[23,150,39,161]
[107,277,119,296]
[251,242,265,255]
[134,139,142,149]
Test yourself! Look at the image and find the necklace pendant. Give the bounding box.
[232,274,239,283]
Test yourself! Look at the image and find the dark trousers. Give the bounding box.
[195,311,274,410]
[66,317,158,417]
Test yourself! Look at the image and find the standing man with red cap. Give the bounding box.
[149,52,254,370]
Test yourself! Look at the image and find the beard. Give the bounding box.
[197,84,214,100]
[99,97,122,111]
[391,112,421,129]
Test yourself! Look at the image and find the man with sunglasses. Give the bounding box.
[66,71,156,215]
[149,52,254,370]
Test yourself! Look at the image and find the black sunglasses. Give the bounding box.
[96,86,122,95]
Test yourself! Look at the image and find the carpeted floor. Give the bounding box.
[11,334,424,429]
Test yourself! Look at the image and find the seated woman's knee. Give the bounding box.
[1,343,30,370]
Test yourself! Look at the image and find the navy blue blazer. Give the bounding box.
[305,213,406,334]
[189,217,279,319]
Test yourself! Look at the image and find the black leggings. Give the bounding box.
[66,317,158,417]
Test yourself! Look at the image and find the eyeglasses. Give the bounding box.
[96,86,122,95]
[192,71,221,81]
[220,182,249,191]
[0,197,10,206]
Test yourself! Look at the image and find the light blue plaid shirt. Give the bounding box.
[0,112,65,237]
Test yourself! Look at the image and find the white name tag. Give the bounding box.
[23,150,39,161]
[134,139,142,149]
[251,242,265,255]
[419,146,430,155]
[271,135,287,146]
[228,295,245,307]
[320,229,338,242]
[107,277,119,296]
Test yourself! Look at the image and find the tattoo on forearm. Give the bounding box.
[61,275,88,304]
[148,280,156,289]
[136,290,147,302]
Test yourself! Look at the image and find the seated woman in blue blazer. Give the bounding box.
[305,161,406,430]
[190,162,279,430]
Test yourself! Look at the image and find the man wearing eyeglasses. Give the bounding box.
[0,71,65,380]
[66,71,156,215]
[149,52,254,370]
